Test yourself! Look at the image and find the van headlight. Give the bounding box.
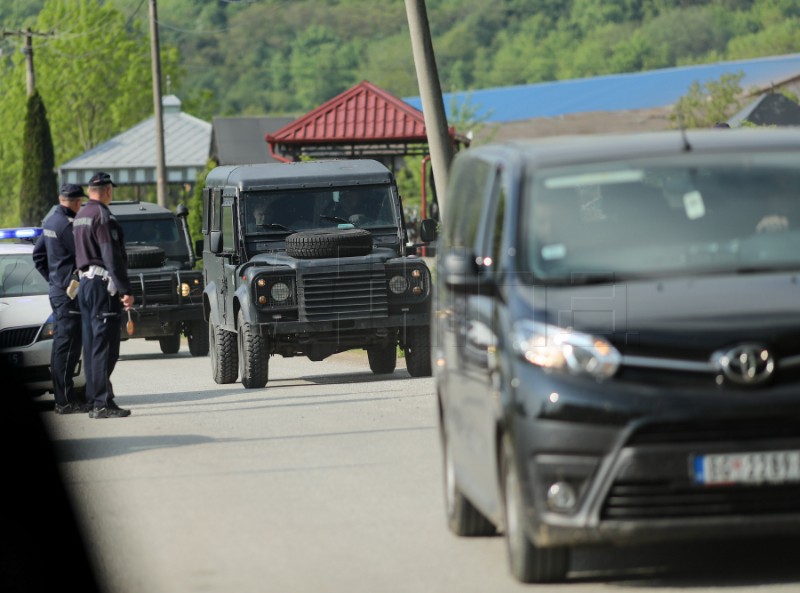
[511,320,620,380]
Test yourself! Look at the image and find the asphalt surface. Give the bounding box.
[34,339,800,593]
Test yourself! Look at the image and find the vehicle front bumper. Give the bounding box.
[256,310,429,337]
[509,363,800,548]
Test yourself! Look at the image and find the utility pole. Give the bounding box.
[2,28,53,96]
[404,0,453,219]
[148,0,167,207]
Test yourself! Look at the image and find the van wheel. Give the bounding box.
[443,427,496,536]
[285,228,372,259]
[159,332,181,354]
[238,310,268,389]
[210,322,238,384]
[126,245,165,268]
[404,326,432,377]
[367,343,396,374]
[187,320,209,356]
[502,435,569,583]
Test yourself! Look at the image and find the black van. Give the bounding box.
[432,129,800,582]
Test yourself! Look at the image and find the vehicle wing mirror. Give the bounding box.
[194,239,204,259]
[209,230,222,254]
[419,218,437,243]
[441,250,495,295]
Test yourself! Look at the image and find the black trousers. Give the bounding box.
[78,276,121,409]
[49,294,83,406]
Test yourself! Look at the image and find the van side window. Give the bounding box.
[210,188,222,233]
[222,201,235,252]
[473,167,507,270]
[444,158,493,249]
[201,188,210,235]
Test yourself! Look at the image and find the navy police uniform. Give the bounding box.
[32,184,88,411]
[74,172,133,415]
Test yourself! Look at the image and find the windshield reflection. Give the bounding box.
[524,152,800,281]
[244,186,397,235]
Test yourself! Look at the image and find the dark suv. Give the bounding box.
[201,159,432,388]
[432,129,800,583]
[109,201,207,356]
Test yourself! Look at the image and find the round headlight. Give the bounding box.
[389,275,408,294]
[271,282,291,302]
[179,282,190,297]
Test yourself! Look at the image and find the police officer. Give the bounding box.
[74,172,134,418]
[32,183,90,414]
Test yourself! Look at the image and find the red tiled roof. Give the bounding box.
[267,81,430,147]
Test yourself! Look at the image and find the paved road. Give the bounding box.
[40,339,800,593]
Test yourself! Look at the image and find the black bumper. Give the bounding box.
[256,311,429,337]
[509,363,800,547]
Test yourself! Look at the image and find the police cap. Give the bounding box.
[87,171,118,187]
[59,183,88,199]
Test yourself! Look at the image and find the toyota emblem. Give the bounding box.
[712,344,775,385]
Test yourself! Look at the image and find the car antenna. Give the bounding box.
[676,111,692,152]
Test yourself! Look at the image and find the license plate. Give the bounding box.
[2,352,23,367]
[693,450,800,486]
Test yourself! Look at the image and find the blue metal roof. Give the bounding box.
[404,53,800,123]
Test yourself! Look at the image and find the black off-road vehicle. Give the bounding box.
[109,201,207,356]
[201,159,432,388]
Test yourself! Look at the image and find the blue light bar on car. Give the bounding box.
[0,227,43,240]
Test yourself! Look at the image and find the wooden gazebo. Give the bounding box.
[266,80,469,164]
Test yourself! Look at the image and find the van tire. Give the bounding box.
[285,228,372,259]
[187,320,209,356]
[210,322,238,384]
[126,245,165,268]
[238,310,268,388]
[159,332,181,354]
[502,435,570,582]
[444,427,496,536]
[404,326,432,377]
[367,343,396,374]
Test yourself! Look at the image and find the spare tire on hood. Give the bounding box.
[285,228,373,259]
[126,245,166,268]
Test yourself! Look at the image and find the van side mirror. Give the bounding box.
[194,239,204,259]
[419,218,437,243]
[209,230,223,254]
[441,250,495,295]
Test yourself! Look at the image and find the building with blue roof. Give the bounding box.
[405,53,800,124]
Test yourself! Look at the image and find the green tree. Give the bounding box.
[288,26,361,110]
[670,71,745,128]
[20,90,58,226]
[0,0,180,226]
[188,159,217,258]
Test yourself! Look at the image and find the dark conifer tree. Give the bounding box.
[20,90,58,226]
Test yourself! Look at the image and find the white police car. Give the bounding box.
[0,227,85,397]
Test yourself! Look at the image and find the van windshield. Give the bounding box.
[243,186,396,235]
[522,152,800,282]
[119,218,180,244]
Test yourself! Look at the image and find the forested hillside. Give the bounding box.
[1,0,799,226]
[3,0,799,121]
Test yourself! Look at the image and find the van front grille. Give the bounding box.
[300,268,388,322]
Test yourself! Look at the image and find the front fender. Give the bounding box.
[203,281,221,327]
[234,282,255,326]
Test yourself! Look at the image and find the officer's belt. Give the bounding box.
[80,265,110,280]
